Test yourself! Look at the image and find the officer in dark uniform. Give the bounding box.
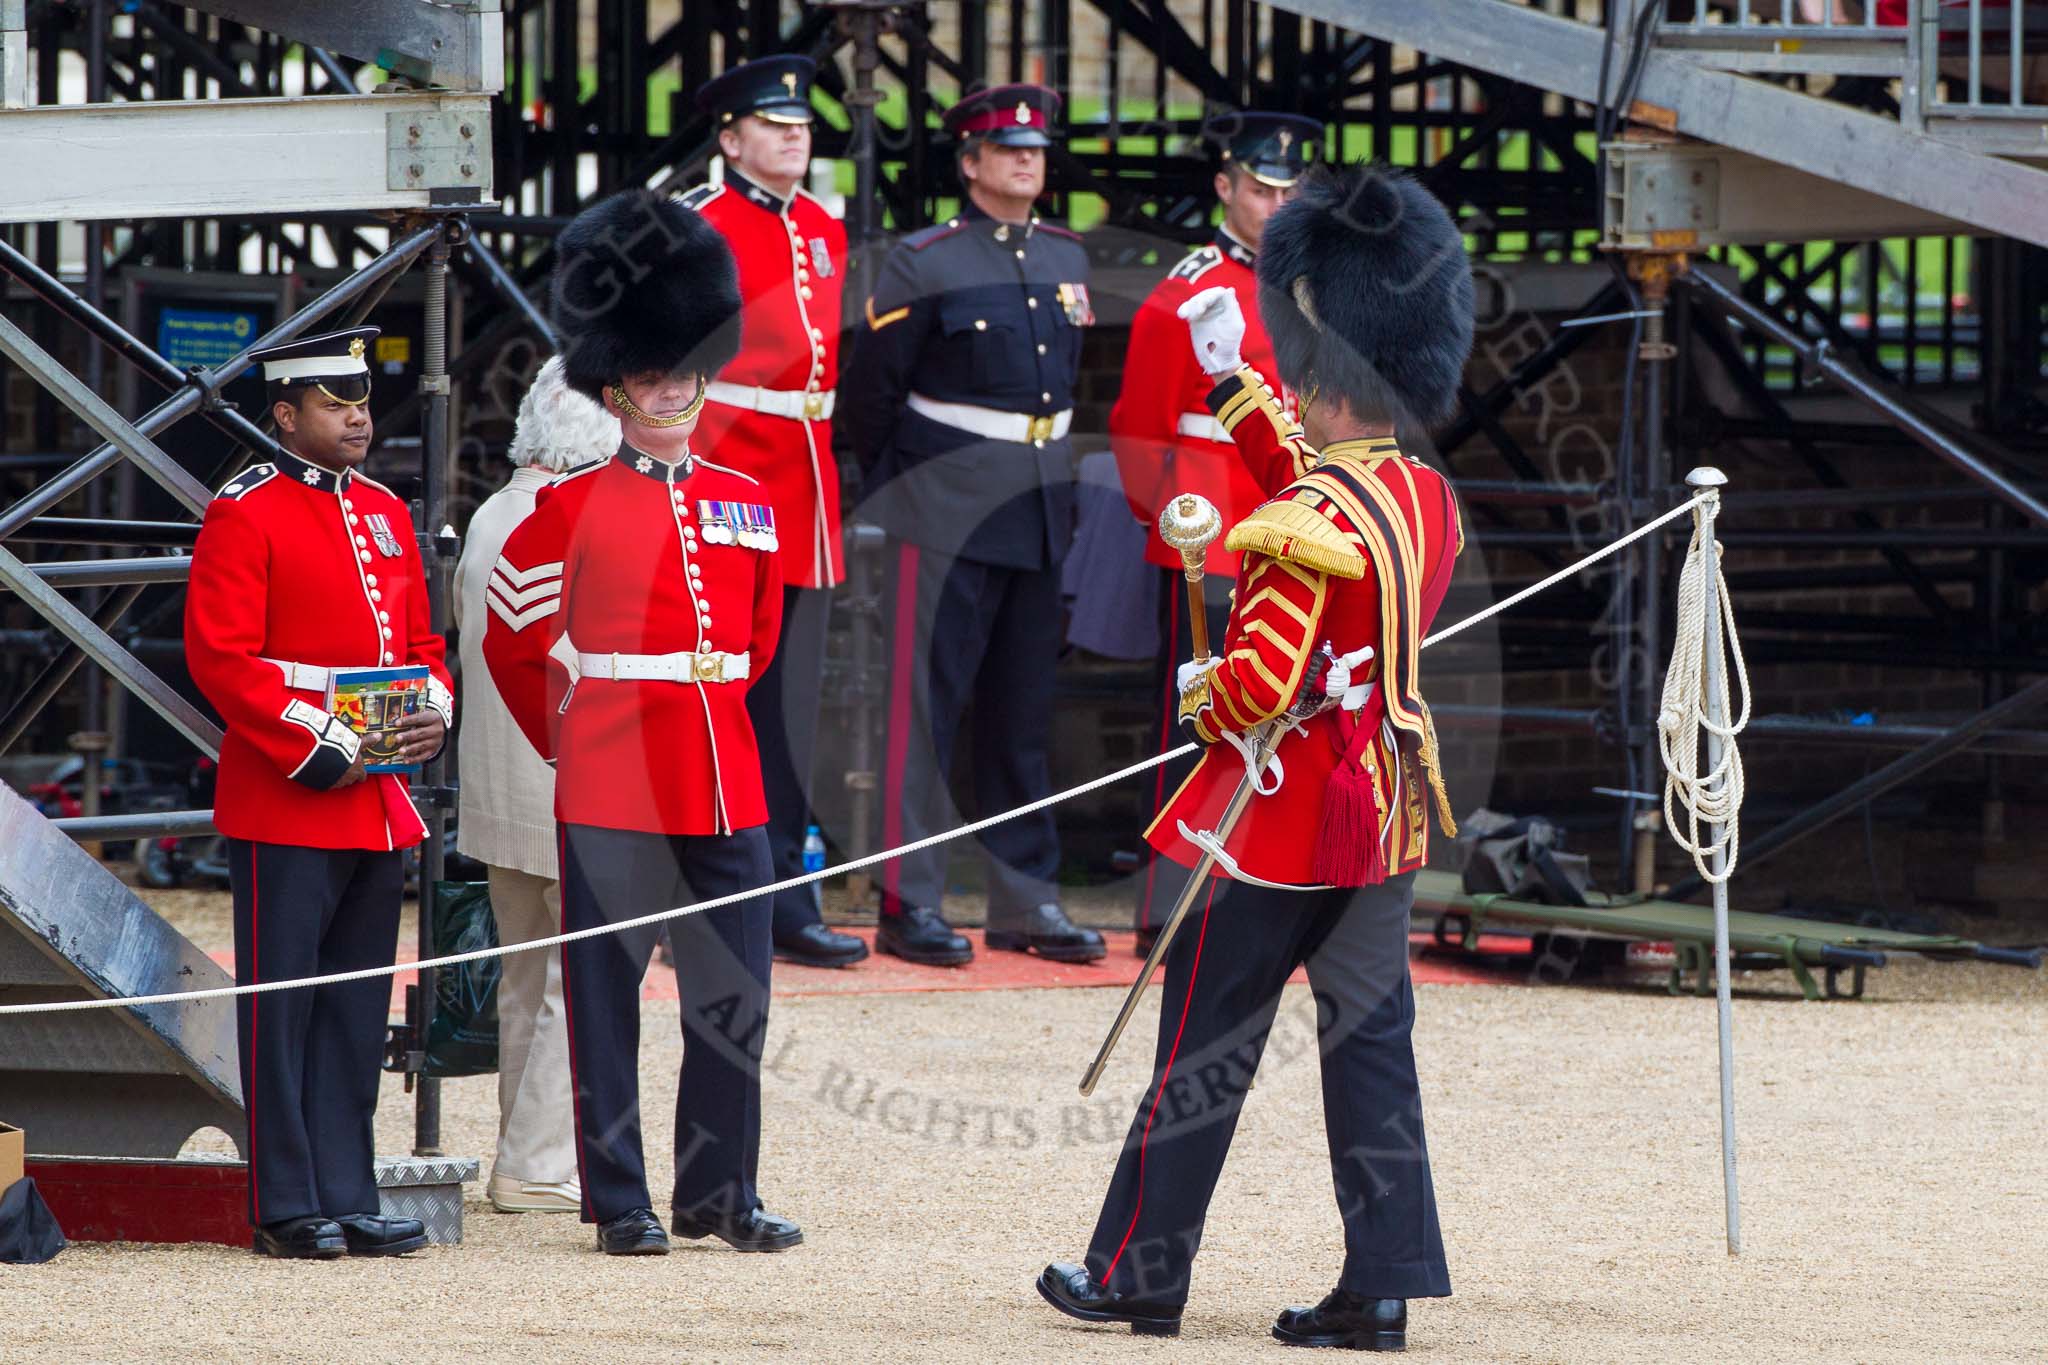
[840,84,1105,968]
[185,328,449,1259]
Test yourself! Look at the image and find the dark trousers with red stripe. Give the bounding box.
[878,537,1062,920]
[1135,568,1236,930]
[226,838,403,1228]
[559,822,773,1225]
[1086,870,1450,1308]
[745,583,832,940]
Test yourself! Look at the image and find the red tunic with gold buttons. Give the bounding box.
[1146,369,1463,887]
[184,451,453,851]
[481,446,785,835]
[1108,229,1289,578]
[682,172,846,588]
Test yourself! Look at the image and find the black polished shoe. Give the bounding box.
[774,921,871,969]
[251,1215,347,1260]
[332,1213,428,1257]
[986,904,1107,963]
[1273,1291,1407,1351]
[669,1205,803,1252]
[1036,1262,1181,1337]
[596,1208,671,1256]
[1134,924,1161,958]
[876,906,974,967]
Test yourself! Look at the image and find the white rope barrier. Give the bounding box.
[0,491,1713,1018]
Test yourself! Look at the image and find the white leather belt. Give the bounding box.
[574,649,752,684]
[263,657,374,692]
[907,392,1072,446]
[1175,412,1230,444]
[706,380,835,422]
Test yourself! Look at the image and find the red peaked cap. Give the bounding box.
[945,83,1061,146]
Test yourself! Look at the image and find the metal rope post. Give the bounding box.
[1687,463,1741,1255]
[412,217,455,1157]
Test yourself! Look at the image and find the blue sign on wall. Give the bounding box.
[158,307,260,371]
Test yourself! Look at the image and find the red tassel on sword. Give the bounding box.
[1313,647,1389,887]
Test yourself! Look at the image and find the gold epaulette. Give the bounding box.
[1224,497,1367,580]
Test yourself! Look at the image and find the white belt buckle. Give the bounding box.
[692,651,723,683]
[1027,413,1055,447]
[802,391,826,421]
[610,651,622,681]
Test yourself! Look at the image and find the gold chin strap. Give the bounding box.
[610,377,707,429]
[1299,380,1321,428]
[314,383,371,407]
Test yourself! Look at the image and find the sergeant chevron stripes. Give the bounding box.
[487,556,564,632]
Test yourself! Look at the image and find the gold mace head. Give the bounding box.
[1158,491,1223,554]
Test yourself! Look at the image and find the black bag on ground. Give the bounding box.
[424,879,501,1078]
[0,1176,66,1264]
[1456,808,1595,907]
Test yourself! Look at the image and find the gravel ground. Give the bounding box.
[7,919,2044,1364]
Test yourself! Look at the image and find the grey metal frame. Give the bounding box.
[1682,267,2048,526]
[0,779,245,1159]
[1271,0,2048,245]
[0,226,444,768]
[176,0,505,92]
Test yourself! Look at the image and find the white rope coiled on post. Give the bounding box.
[1658,484,1751,885]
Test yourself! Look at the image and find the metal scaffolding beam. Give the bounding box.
[0,542,221,755]
[176,0,505,92]
[1267,0,2048,248]
[1670,676,2048,900]
[1603,142,1972,248]
[0,314,211,519]
[1684,269,2048,527]
[0,93,494,222]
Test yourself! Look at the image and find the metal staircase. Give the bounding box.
[1269,0,2048,248]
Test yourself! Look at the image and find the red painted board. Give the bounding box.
[25,1157,248,1246]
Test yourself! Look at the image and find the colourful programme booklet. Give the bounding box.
[326,665,432,774]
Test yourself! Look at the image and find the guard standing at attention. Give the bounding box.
[1037,165,1475,1350]
[185,326,451,1260]
[683,54,867,970]
[484,189,803,1257]
[1108,111,1322,954]
[839,83,1105,967]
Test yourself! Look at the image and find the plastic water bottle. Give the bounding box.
[802,825,826,875]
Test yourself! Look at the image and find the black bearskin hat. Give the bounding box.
[1256,164,1474,428]
[551,189,742,401]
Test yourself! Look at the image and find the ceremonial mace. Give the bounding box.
[1158,493,1224,669]
[1079,495,1325,1096]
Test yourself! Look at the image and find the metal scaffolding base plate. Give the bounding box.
[375,1154,480,1245]
[0,780,244,1159]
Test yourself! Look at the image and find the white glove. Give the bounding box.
[1177,657,1221,698]
[1176,286,1246,377]
[1322,645,1377,707]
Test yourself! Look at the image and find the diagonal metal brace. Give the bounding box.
[0,311,211,518]
[0,542,221,757]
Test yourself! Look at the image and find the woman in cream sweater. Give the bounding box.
[453,356,620,1213]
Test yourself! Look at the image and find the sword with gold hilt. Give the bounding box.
[1079,494,1327,1096]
